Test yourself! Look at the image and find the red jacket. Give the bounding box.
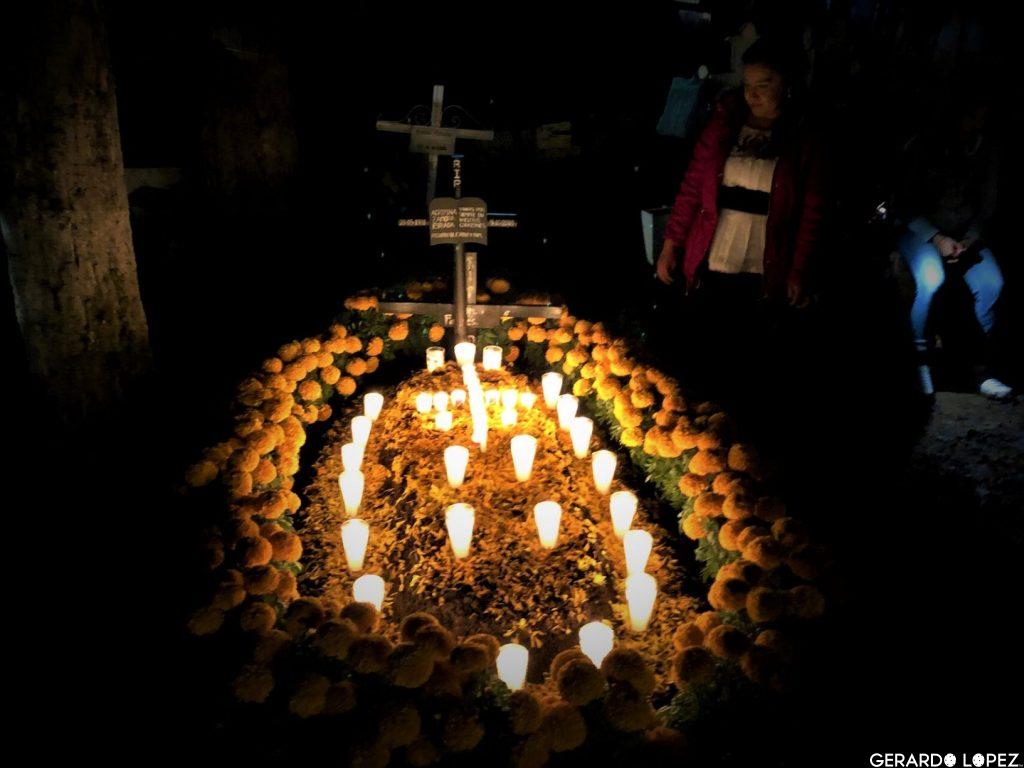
[663,92,828,297]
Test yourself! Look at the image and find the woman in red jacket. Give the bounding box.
[656,38,827,306]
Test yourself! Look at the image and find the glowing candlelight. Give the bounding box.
[472,419,488,452]
[445,503,476,559]
[541,372,564,408]
[610,491,638,539]
[533,501,562,549]
[484,388,500,406]
[501,409,518,429]
[433,391,450,412]
[435,410,453,431]
[353,574,386,610]
[624,529,653,576]
[519,391,537,410]
[592,450,617,495]
[339,469,365,516]
[454,342,477,367]
[556,394,578,430]
[363,392,384,421]
[341,442,364,473]
[579,622,615,668]
[496,643,529,691]
[341,519,370,572]
[451,389,467,407]
[482,345,503,371]
[351,415,372,448]
[625,573,657,632]
[569,416,593,458]
[426,346,445,372]
[444,445,470,487]
[501,388,519,410]
[461,365,479,385]
[415,392,433,413]
[510,435,537,482]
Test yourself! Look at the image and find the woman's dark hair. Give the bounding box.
[741,36,805,90]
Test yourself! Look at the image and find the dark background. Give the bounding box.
[8,0,1021,763]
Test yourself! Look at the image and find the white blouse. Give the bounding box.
[707,125,777,275]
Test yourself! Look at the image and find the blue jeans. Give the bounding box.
[898,232,1004,352]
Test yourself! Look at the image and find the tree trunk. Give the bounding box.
[2,0,151,424]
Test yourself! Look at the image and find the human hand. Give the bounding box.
[931,234,965,262]
[656,240,679,284]
[787,273,811,308]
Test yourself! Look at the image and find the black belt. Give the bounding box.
[718,185,770,215]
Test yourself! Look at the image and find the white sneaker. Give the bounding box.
[979,377,1013,400]
[917,365,935,396]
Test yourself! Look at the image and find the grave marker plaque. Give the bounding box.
[429,197,488,246]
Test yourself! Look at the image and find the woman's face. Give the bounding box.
[743,63,785,121]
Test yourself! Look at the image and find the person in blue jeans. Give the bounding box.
[896,91,1011,399]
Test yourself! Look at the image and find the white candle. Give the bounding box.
[461,365,479,386]
[501,409,518,429]
[484,388,500,406]
[556,394,578,430]
[592,450,617,495]
[363,392,384,421]
[444,445,470,488]
[579,622,615,668]
[541,372,564,408]
[433,391,450,412]
[625,573,657,632]
[426,346,445,372]
[451,389,467,407]
[510,435,537,482]
[353,573,386,610]
[609,491,638,539]
[341,519,370,572]
[623,529,653,576]
[533,501,562,549]
[569,416,593,458]
[519,391,537,410]
[341,442,364,473]
[496,643,529,691]
[482,345,503,371]
[435,410,453,431]
[415,392,433,413]
[472,421,488,452]
[351,415,372,448]
[339,469,365,516]
[445,503,476,559]
[500,388,519,410]
[454,342,477,367]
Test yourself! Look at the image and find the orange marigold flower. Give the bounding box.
[337,377,357,396]
[620,427,643,447]
[505,346,521,363]
[346,357,367,377]
[487,277,511,294]
[344,295,378,311]
[185,460,218,487]
[321,365,341,386]
[344,336,363,354]
[262,358,283,374]
[253,458,277,486]
[388,322,409,341]
[546,347,564,364]
[278,341,301,362]
[429,324,446,342]
[365,356,380,373]
[367,337,384,356]
[297,380,322,402]
[572,379,592,397]
[527,326,547,344]
[574,319,593,335]
[631,389,656,409]
[580,362,597,379]
[329,323,348,339]
[507,324,527,342]
[302,338,321,355]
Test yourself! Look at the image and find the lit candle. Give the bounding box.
[500,388,519,410]
[341,441,364,473]
[445,503,476,559]
[472,420,488,452]
[353,573,386,610]
[624,529,653,576]
[433,391,450,412]
[363,392,384,421]
[482,345,503,371]
[341,519,370,572]
[461,365,479,385]
[496,643,529,691]
[579,622,615,668]
[451,389,467,407]
[510,435,537,482]
[339,469,365,516]
[541,372,564,408]
[351,415,372,448]
[426,346,445,372]
[569,416,593,458]
[484,388,500,406]
[556,394,578,430]
[415,392,433,413]
[625,573,657,632]
[533,501,562,549]
[519,391,537,410]
[454,342,477,367]
[444,445,470,487]
[435,410,453,431]
[501,409,518,429]
[609,491,638,539]
[592,450,617,495]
